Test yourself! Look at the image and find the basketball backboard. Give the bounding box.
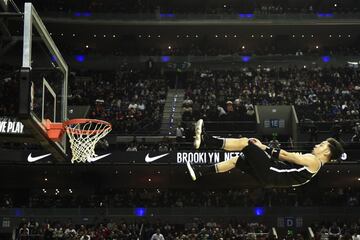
[17,3,68,161]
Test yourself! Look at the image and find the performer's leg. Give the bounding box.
[223,138,249,151]
[194,119,249,150]
[215,156,238,172]
[187,157,238,181]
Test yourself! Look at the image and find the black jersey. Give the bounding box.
[235,143,322,188]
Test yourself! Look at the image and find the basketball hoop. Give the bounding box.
[45,118,112,163]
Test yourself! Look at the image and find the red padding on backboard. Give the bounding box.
[44,119,65,142]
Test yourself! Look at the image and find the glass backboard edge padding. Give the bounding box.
[22,3,68,73]
[22,3,32,69]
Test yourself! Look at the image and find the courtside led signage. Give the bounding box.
[0,118,24,134]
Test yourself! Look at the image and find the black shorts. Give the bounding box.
[235,143,312,188]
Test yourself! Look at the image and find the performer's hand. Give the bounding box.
[249,138,267,151]
[249,138,261,144]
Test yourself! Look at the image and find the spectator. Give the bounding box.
[18,224,30,240]
[151,228,165,240]
[176,124,185,142]
[73,67,168,134]
[126,143,138,151]
[332,121,343,142]
[158,142,169,152]
[329,222,341,240]
[309,121,319,143]
[352,123,360,142]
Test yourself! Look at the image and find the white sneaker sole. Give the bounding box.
[186,161,197,181]
[193,119,203,149]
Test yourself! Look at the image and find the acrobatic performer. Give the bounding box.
[186,119,344,187]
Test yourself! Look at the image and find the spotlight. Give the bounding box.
[134,208,146,217]
[322,56,331,63]
[254,207,265,216]
[241,56,251,62]
[75,55,85,62]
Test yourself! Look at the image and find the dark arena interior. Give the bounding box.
[1,0,360,239]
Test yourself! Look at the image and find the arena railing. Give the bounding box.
[299,119,359,133]
[106,120,257,135]
[12,228,270,240]
[180,121,257,135]
[177,140,359,155]
[64,55,360,70]
[2,207,360,217]
[16,234,42,240]
[41,12,360,21]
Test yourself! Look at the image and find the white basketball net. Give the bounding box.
[65,120,111,163]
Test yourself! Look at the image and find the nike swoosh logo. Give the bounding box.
[27,153,52,162]
[87,153,111,162]
[145,153,169,163]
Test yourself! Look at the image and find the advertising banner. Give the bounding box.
[0,149,246,164]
